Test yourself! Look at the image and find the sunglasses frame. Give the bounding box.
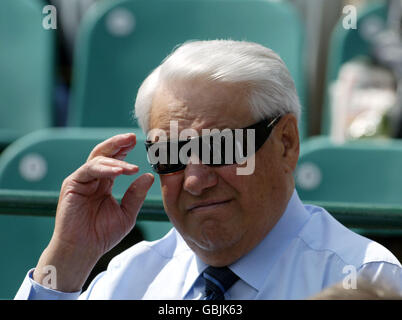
[144,115,282,175]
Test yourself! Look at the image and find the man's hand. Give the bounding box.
[33,133,154,292]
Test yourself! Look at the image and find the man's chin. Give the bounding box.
[185,230,243,262]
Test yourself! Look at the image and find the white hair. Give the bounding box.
[134,40,301,132]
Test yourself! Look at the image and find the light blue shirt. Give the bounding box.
[15,190,402,299]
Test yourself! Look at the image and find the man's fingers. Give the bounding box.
[120,173,154,222]
[97,157,139,173]
[76,164,123,183]
[88,133,136,161]
[113,145,134,161]
[70,157,139,184]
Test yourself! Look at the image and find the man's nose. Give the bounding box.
[182,157,218,196]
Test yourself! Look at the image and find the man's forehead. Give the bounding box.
[148,79,255,135]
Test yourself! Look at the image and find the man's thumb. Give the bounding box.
[120,173,154,222]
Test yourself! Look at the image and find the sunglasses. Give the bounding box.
[144,116,281,175]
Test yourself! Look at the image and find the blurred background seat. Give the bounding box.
[67,0,307,139]
[0,210,54,300]
[0,128,151,194]
[296,136,402,206]
[0,0,55,152]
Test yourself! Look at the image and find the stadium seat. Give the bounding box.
[321,1,388,134]
[0,128,160,195]
[296,136,402,206]
[68,0,307,139]
[0,0,55,151]
[0,212,54,299]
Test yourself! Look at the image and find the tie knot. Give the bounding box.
[202,266,239,300]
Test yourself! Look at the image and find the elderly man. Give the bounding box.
[16,40,402,299]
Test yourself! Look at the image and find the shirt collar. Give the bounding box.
[181,254,203,298]
[183,189,311,294]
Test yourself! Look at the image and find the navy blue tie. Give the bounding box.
[202,266,239,300]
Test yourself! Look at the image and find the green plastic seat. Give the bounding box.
[296,136,402,206]
[0,128,159,196]
[68,0,307,139]
[321,1,388,134]
[0,0,55,150]
[0,214,54,299]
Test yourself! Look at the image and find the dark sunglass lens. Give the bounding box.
[146,116,280,173]
[153,162,186,174]
[148,139,190,174]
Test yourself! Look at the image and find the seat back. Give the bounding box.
[68,0,307,138]
[0,128,163,199]
[296,137,402,205]
[0,213,54,299]
[0,0,54,149]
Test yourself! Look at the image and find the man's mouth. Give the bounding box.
[187,199,232,213]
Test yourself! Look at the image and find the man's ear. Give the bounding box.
[274,114,300,173]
